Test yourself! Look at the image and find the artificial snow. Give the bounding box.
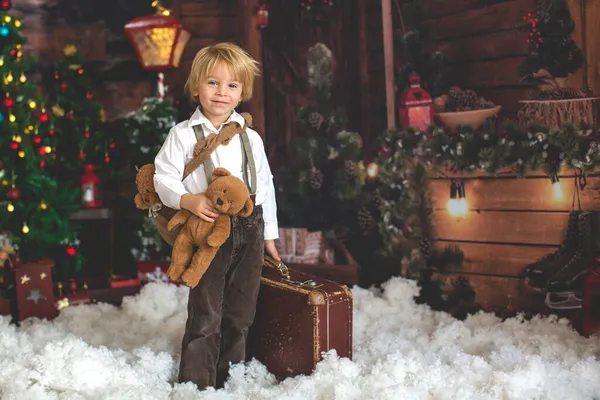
[0,278,599,399]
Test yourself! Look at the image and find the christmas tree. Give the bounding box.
[49,44,118,181]
[518,0,583,88]
[0,4,82,273]
[125,96,176,262]
[275,43,365,237]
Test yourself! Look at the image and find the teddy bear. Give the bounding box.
[165,167,254,288]
[133,164,182,245]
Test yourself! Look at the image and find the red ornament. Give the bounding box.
[61,82,67,93]
[4,96,13,108]
[124,13,191,70]
[104,156,111,163]
[9,142,18,150]
[80,164,102,208]
[33,136,41,144]
[79,150,85,160]
[54,72,60,80]
[38,147,47,155]
[39,160,46,168]
[257,4,269,29]
[398,71,433,132]
[49,126,55,136]
[0,1,11,11]
[86,91,94,100]
[84,131,90,138]
[39,112,49,123]
[6,187,20,201]
[583,262,600,336]
[77,68,84,75]
[109,142,116,149]
[66,246,77,257]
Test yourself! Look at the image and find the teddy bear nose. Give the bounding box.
[216,197,224,206]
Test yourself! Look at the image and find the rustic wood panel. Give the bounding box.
[567,0,586,89]
[450,56,525,87]
[180,0,238,16]
[181,16,241,37]
[424,0,535,41]
[420,0,499,20]
[584,0,600,94]
[434,210,569,245]
[437,30,528,63]
[242,0,266,138]
[435,241,556,276]
[429,177,600,211]
[437,272,545,312]
[182,37,221,61]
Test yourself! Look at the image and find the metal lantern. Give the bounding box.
[257,4,269,29]
[398,71,433,132]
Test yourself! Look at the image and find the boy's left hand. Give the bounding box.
[264,240,280,261]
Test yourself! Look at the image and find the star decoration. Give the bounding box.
[26,289,47,304]
[20,274,30,284]
[56,298,69,311]
[40,272,47,280]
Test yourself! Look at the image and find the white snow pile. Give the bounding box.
[0,277,599,399]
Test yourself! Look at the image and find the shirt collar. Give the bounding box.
[188,107,245,133]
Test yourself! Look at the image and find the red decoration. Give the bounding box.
[109,142,116,149]
[39,160,46,168]
[84,130,90,138]
[124,13,191,71]
[48,128,55,136]
[398,71,434,132]
[9,142,18,150]
[33,136,41,145]
[54,72,60,80]
[79,150,85,160]
[583,262,600,336]
[6,186,19,201]
[4,96,13,108]
[65,246,77,257]
[80,164,102,208]
[61,82,67,93]
[77,68,84,75]
[13,258,57,322]
[39,112,49,123]
[257,4,269,29]
[86,91,94,100]
[0,1,11,12]
[38,147,46,155]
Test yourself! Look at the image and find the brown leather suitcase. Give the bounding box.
[246,257,353,379]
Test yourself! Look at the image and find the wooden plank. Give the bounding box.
[433,210,569,245]
[584,0,600,94]
[436,30,528,63]
[436,272,545,312]
[181,37,236,61]
[429,177,600,211]
[567,0,586,89]
[450,57,526,87]
[424,0,535,41]
[383,0,396,128]
[181,16,241,37]
[357,0,372,158]
[180,0,238,16]
[420,0,491,19]
[435,241,556,276]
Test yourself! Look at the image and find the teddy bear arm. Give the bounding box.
[134,193,148,209]
[168,210,192,231]
[207,215,231,247]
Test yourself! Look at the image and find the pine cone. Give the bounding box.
[308,112,325,129]
[476,98,495,110]
[448,86,463,102]
[372,193,384,210]
[464,89,478,108]
[357,207,374,231]
[344,160,358,178]
[419,237,431,259]
[309,168,324,189]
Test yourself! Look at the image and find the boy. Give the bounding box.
[153,42,280,390]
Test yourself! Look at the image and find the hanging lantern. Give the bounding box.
[257,4,269,29]
[398,71,434,132]
[124,4,190,71]
[80,164,102,209]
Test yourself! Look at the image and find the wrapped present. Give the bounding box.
[13,258,57,322]
[276,228,308,258]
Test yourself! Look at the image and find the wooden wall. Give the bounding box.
[396,0,600,117]
[430,170,600,313]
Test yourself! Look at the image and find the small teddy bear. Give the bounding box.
[166,167,254,288]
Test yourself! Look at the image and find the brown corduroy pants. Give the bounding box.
[178,205,264,390]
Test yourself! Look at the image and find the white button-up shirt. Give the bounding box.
[153,108,279,240]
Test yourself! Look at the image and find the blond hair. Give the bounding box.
[184,42,261,104]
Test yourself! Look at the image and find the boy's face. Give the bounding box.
[194,62,243,127]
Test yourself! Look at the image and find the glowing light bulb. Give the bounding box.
[22,223,29,234]
[44,146,52,154]
[8,113,15,122]
[14,20,21,28]
[366,162,379,179]
[447,181,468,216]
[40,202,47,210]
[4,16,11,23]
[19,73,26,83]
[18,150,24,158]
[7,203,14,212]
[28,100,36,109]
[551,175,563,200]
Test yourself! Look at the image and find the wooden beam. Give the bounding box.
[241,0,266,139]
[382,0,396,128]
[584,0,600,94]
[357,0,372,159]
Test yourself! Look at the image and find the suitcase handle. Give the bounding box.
[264,256,322,288]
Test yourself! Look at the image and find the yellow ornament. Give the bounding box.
[18,151,24,158]
[22,223,29,234]
[28,100,36,109]
[52,105,65,117]
[4,16,10,23]
[14,135,21,143]
[14,20,21,28]
[5,72,13,83]
[99,108,106,122]
[1,180,7,186]
[9,114,16,122]
[19,73,26,83]
[7,203,14,212]
[63,44,77,56]
[68,64,82,70]
[40,202,47,210]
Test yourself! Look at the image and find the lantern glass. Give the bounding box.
[408,106,432,132]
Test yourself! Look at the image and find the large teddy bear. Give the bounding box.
[166,167,254,288]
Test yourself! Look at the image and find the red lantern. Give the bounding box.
[124,11,191,71]
[398,71,433,132]
[80,164,102,209]
[582,261,600,336]
[257,4,269,29]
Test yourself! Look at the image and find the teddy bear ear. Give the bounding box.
[211,168,231,181]
[237,198,254,217]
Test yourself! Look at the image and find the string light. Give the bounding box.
[22,223,29,234]
[8,113,15,122]
[19,73,26,83]
[17,150,24,158]
[5,72,13,83]
[40,201,47,210]
[448,180,468,216]
[551,175,563,200]
[0,56,4,66]
[28,100,36,109]
[4,16,10,23]
[7,203,14,212]
[14,20,21,28]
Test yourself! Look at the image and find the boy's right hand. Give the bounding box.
[180,193,219,222]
